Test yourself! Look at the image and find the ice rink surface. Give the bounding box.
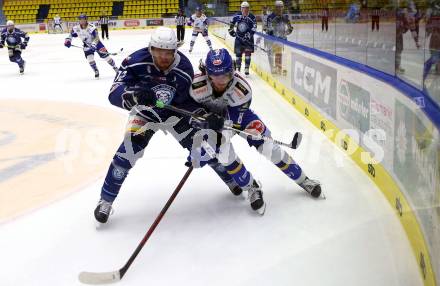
[0,29,423,286]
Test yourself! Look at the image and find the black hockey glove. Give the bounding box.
[192,112,225,131]
[20,42,27,50]
[228,29,236,37]
[198,59,207,75]
[0,43,4,49]
[122,84,156,110]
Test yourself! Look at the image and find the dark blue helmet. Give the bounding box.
[195,6,202,11]
[205,49,233,76]
[78,13,87,20]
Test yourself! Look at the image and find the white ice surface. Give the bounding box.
[0,30,423,286]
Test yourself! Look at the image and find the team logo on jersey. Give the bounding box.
[235,82,249,96]
[112,166,127,180]
[238,22,249,33]
[192,79,208,89]
[122,56,131,65]
[151,84,176,104]
[245,120,265,134]
[6,36,17,45]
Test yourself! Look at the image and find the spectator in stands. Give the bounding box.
[99,11,110,40]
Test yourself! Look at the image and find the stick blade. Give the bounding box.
[78,270,121,285]
[290,132,303,149]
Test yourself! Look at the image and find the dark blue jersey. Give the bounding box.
[109,48,196,120]
[229,12,257,38]
[0,28,29,48]
[267,13,293,39]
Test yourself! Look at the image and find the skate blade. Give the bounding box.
[95,221,106,229]
[241,190,248,200]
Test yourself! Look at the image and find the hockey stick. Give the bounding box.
[78,166,194,284]
[236,35,270,53]
[71,44,123,56]
[155,101,302,150]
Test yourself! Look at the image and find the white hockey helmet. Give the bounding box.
[6,20,14,26]
[275,0,284,6]
[241,1,250,8]
[149,27,178,50]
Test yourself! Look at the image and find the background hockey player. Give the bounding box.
[188,7,213,53]
[262,6,270,33]
[228,1,257,75]
[94,27,266,223]
[423,0,440,81]
[64,14,118,78]
[193,49,323,207]
[53,14,63,33]
[0,20,29,74]
[266,1,293,75]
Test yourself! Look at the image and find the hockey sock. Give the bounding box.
[244,53,251,69]
[204,36,212,50]
[275,154,306,184]
[235,54,242,70]
[106,57,116,67]
[275,53,282,70]
[100,136,148,202]
[224,160,253,188]
[209,161,237,190]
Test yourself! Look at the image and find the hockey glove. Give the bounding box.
[198,59,207,75]
[228,29,236,37]
[64,38,71,48]
[0,43,4,48]
[89,44,97,53]
[192,112,225,131]
[287,26,293,35]
[20,42,27,50]
[122,85,156,110]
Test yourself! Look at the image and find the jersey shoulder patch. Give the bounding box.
[192,76,208,90]
[234,80,250,96]
[190,75,210,100]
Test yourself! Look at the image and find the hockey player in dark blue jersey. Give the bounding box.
[266,1,293,75]
[228,1,257,75]
[64,14,118,78]
[0,20,29,74]
[94,27,266,223]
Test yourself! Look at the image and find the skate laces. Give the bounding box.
[300,178,320,193]
[247,182,262,203]
[98,200,113,215]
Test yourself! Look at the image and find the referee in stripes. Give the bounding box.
[175,9,186,44]
[100,12,110,40]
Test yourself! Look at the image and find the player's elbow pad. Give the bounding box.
[108,85,126,109]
